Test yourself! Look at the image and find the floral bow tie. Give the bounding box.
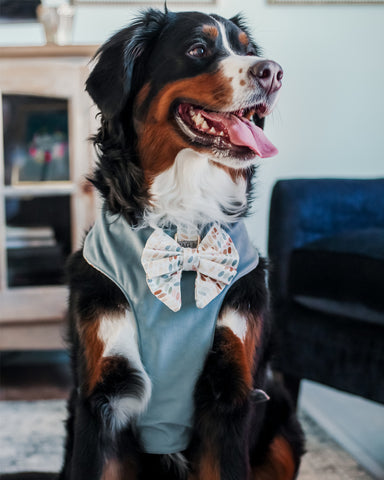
[141,225,239,312]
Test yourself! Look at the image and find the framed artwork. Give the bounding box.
[2,95,70,185]
[268,0,383,4]
[0,0,41,22]
[73,0,216,4]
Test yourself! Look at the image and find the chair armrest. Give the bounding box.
[268,178,384,303]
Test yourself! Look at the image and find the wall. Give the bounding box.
[1,0,383,252]
[218,0,384,252]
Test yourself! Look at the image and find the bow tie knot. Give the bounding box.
[182,247,200,272]
[141,225,239,312]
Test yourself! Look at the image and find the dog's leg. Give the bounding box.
[249,378,305,480]
[81,309,152,428]
[191,309,303,480]
[69,309,151,480]
[190,260,299,480]
[190,306,262,480]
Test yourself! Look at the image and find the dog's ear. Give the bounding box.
[229,14,262,56]
[86,9,167,119]
[229,13,247,31]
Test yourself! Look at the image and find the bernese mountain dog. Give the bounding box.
[5,8,305,480]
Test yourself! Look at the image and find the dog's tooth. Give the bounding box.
[219,131,225,136]
[202,120,209,130]
[195,113,204,126]
[209,127,217,134]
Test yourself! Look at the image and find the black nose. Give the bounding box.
[249,60,283,94]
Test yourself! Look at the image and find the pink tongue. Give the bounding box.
[202,111,278,158]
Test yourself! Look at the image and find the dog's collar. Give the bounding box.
[160,223,235,249]
[175,227,200,249]
[176,238,200,249]
[172,223,198,248]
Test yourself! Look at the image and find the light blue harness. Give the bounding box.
[83,209,259,454]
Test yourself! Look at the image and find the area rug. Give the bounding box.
[0,400,373,479]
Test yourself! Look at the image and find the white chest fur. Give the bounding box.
[144,148,248,232]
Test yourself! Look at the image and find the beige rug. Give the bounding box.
[299,412,373,479]
[0,400,374,478]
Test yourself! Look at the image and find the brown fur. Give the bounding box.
[239,31,250,46]
[78,318,105,395]
[202,24,219,39]
[190,441,221,480]
[137,72,233,176]
[252,436,296,480]
[102,457,138,480]
[244,314,263,375]
[220,327,253,398]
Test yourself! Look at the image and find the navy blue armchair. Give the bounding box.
[268,178,384,405]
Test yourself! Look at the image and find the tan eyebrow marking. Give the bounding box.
[239,31,249,46]
[202,25,219,39]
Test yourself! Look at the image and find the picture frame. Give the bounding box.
[0,0,41,23]
[3,95,70,185]
[73,0,216,5]
[268,0,383,4]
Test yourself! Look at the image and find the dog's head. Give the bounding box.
[87,9,283,228]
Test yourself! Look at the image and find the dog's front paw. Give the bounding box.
[88,356,152,432]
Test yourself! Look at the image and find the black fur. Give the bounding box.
[86,9,169,224]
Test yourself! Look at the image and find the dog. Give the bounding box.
[58,8,305,480]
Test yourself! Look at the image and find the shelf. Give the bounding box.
[0,45,99,59]
[0,286,68,323]
[2,183,76,197]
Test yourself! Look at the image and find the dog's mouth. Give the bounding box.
[174,103,278,160]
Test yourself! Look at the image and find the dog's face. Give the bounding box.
[87,9,283,227]
[134,12,282,174]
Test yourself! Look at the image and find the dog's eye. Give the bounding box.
[188,44,208,58]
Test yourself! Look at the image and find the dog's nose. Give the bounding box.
[249,60,283,94]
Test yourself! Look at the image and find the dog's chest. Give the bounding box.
[83,209,259,453]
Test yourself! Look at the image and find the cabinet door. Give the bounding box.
[0,58,96,335]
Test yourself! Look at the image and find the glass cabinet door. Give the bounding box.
[5,195,71,287]
[2,94,73,288]
[3,95,70,185]
[0,47,98,349]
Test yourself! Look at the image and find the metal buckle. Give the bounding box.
[174,233,201,249]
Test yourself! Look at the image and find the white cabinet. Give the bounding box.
[0,45,98,349]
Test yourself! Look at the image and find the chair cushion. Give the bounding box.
[289,228,384,324]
